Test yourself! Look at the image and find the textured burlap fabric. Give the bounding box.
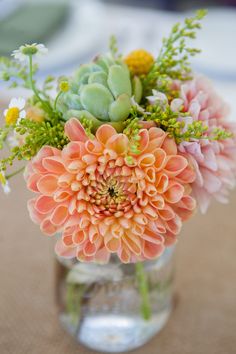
[0,174,236,354]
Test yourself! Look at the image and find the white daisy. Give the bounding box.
[12,43,48,62]
[0,171,11,194]
[4,97,26,125]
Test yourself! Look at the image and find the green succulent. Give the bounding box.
[58,54,143,132]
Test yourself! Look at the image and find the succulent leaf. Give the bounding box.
[80,83,114,121]
[75,64,102,84]
[109,93,131,122]
[88,71,108,87]
[132,76,143,103]
[107,64,132,98]
[95,55,114,73]
[63,93,83,110]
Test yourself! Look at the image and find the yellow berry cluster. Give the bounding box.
[124,49,154,76]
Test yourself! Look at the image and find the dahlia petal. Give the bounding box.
[27,198,46,224]
[158,205,175,221]
[50,205,68,226]
[54,190,72,202]
[122,232,141,256]
[165,215,182,235]
[161,137,177,155]
[176,165,196,184]
[164,155,188,176]
[164,182,185,204]
[138,129,149,153]
[138,153,155,168]
[153,148,166,170]
[106,134,129,155]
[62,141,85,160]
[150,195,165,209]
[83,241,97,256]
[104,234,121,253]
[85,140,103,155]
[94,247,111,263]
[147,127,167,150]
[88,225,99,243]
[145,167,156,183]
[62,234,73,246]
[118,243,131,263]
[72,230,87,245]
[40,218,58,236]
[164,231,177,246]
[142,240,164,260]
[141,228,164,245]
[65,118,88,142]
[96,124,117,145]
[55,239,76,258]
[201,167,222,193]
[42,156,66,174]
[35,195,56,214]
[27,173,41,192]
[37,175,58,196]
[133,213,148,225]
[58,173,74,188]
[156,173,169,193]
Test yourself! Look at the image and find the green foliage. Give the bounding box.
[142,9,207,96]
[123,116,141,154]
[109,35,119,58]
[0,118,69,170]
[144,103,233,143]
[0,56,38,89]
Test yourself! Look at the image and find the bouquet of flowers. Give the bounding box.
[1,9,236,329]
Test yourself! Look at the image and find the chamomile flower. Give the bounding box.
[4,98,26,125]
[0,171,11,194]
[12,43,48,62]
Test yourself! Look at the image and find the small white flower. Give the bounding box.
[147,89,168,107]
[12,43,48,62]
[130,96,145,113]
[4,97,26,125]
[0,171,11,194]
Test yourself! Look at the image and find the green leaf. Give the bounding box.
[107,64,132,98]
[109,93,131,122]
[80,83,114,121]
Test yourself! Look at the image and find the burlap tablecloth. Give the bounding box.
[0,174,236,354]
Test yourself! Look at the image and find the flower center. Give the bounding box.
[5,107,19,125]
[22,46,38,56]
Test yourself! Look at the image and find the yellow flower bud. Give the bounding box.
[124,49,154,76]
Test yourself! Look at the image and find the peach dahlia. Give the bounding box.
[25,118,196,263]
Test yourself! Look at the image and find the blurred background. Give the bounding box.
[0,0,236,116]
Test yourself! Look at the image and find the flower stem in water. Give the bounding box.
[135,262,152,321]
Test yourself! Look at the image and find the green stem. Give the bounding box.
[136,262,152,321]
[6,166,25,180]
[28,55,52,114]
[54,91,62,111]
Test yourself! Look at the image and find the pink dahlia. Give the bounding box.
[172,76,236,213]
[25,118,196,263]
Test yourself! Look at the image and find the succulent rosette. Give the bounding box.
[25,118,196,263]
[58,54,142,132]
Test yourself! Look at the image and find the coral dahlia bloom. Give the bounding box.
[172,76,236,213]
[25,118,196,263]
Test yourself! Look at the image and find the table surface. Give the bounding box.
[0,173,236,354]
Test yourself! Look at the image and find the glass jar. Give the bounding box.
[55,246,175,353]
